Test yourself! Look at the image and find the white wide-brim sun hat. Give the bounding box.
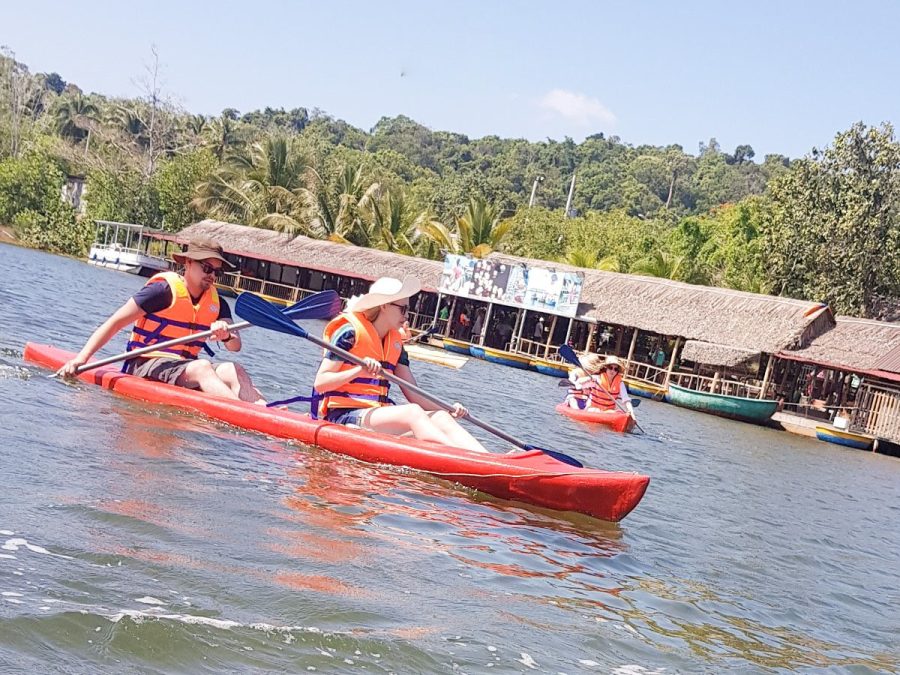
[345,276,421,313]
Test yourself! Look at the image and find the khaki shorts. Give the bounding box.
[127,357,194,386]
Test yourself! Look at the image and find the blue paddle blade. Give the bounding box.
[558,344,581,367]
[524,445,584,468]
[235,293,310,338]
[282,290,342,321]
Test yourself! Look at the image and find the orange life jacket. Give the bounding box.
[588,371,622,410]
[318,312,404,418]
[567,369,591,404]
[126,272,220,360]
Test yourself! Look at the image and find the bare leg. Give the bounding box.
[176,360,240,400]
[425,410,488,453]
[359,404,458,446]
[214,362,265,403]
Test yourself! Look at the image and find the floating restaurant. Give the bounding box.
[138,218,900,454]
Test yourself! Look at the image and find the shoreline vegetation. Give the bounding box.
[0,48,898,320]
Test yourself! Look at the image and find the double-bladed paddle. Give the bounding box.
[235,292,584,468]
[53,290,343,378]
[558,344,646,434]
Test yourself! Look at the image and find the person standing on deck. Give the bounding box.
[313,276,488,453]
[57,238,265,403]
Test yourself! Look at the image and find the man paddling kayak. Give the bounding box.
[58,238,265,403]
[313,276,488,452]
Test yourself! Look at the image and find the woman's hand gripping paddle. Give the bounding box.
[235,292,584,468]
[558,344,646,434]
[53,290,343,378]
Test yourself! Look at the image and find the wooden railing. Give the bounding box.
[669,371,770,399]
[215,272,317,304]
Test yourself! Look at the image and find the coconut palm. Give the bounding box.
[309,163,380,244]
[191,136,314,235]
[366,189,450,256]
[204,115,242,161]
[564,248,620,271]
[455,195,512,258]
[630,250,685,279]
[55,94,98,147]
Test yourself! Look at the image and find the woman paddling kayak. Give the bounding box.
[313,276,488,453]
[564,354,636,420]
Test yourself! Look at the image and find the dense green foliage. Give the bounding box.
[0,50,897,317]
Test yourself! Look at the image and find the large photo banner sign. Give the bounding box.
[439,255,584,317]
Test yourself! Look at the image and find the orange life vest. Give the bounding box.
[126,272,220,360]
[318,312,404,418]
[588,371,622,410]
[567,369,591,404]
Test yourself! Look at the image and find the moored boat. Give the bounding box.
[625,378,668,401]
[440,337,472,355]
[27,343,649,522]
[667,383,777,424]
[815,425,875,450]
[531,358,569,378]
[404,343,468,369]
[482,346,532,370]
[555,403,636,433]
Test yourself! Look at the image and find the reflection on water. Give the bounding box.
[2,244,899,673]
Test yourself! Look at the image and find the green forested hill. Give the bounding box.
[1,51,898,319]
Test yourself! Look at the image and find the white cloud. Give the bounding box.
[537,89,616,129]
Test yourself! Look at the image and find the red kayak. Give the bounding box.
[555,402,636,433]
[26,344,649,522]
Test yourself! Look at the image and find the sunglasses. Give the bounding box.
[389,302,409,315]
[196,260,222,275]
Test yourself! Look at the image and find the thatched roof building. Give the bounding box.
[777,317,900,382]
[177,220,443,290]
[172,220,844,362]
[486,253,834,357]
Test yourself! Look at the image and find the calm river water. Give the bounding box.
[1,243,898,674]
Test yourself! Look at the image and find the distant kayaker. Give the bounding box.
[313,276,488,452]
[564,354,635,419]
[57,238,265,403]
[590,356,635,419]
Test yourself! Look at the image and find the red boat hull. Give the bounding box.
[555,402,636,433]
[27,343,649,521]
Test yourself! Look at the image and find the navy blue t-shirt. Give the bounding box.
[326,324,409,367]
[132,282,231,321]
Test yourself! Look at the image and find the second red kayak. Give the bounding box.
[555,402,636,433]
[27,343,649,522]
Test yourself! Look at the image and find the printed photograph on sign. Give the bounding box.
[439,254,476,294]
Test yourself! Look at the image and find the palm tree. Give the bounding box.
[55,94,98,149]
[630,250,685,279]
[204,115,242,161]
[564,248,620,271]
[309,164,380,244]
[191,136,314,235]
[455,196,512,258]
[366,189,450,256]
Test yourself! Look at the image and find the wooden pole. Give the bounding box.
[664,337,681,388]
[543,315,558,358]
[759,354,774,399]
[626,328,638,364]
[432,292,443,324]
[514,309,527,351]
[444,296,458,338]
[586,322,598,352]
[563,317,573,346]
[478,302,494,346]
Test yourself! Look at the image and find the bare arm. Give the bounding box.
[57,299,145,376]
[313,356,377,393]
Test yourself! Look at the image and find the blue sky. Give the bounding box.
[5,0,898,159]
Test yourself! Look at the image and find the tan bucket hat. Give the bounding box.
[173,238,235,268]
